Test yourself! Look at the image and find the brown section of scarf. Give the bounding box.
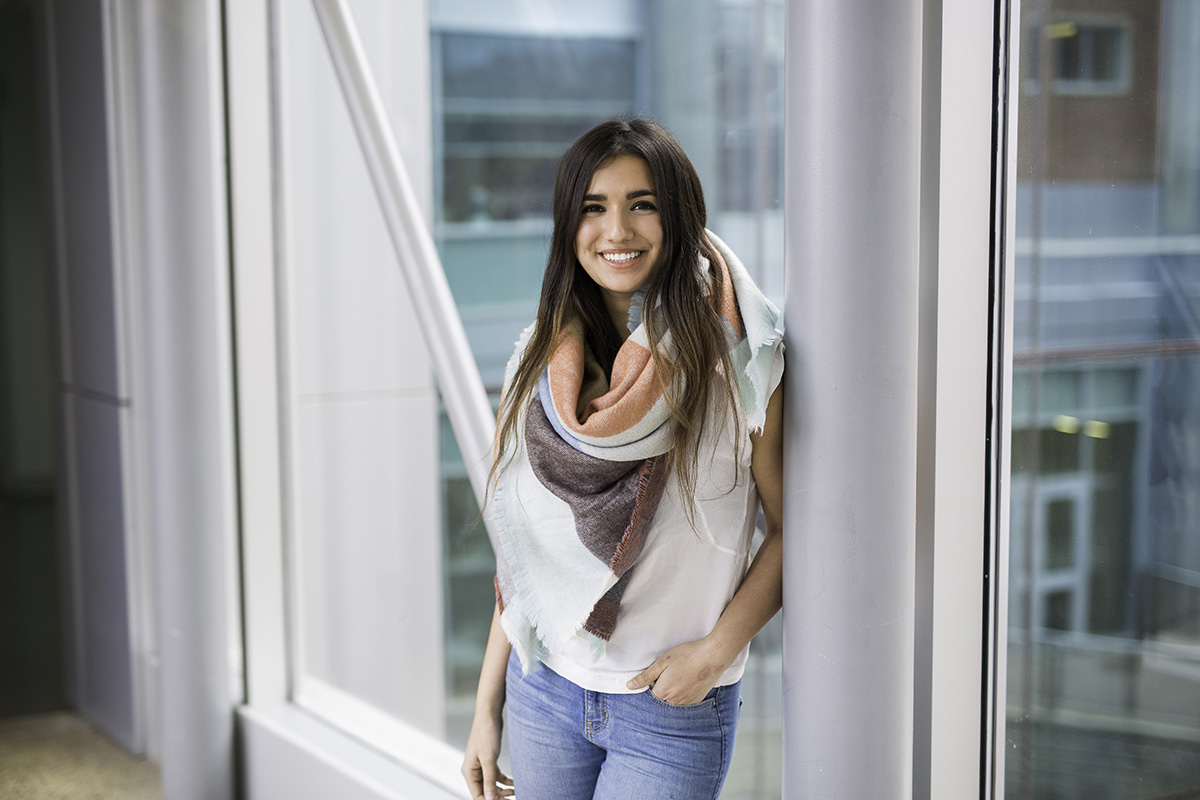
[525,397,670,640]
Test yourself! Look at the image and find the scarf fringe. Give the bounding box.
[706,228,784,432]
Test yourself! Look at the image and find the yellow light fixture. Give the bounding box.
[1045,21,1079,39]
[1052,415,1080,434]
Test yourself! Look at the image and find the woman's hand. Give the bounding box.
[627,385,786,708]
[625,635,737,705]
[461,710,514,800]
[463,602,515,799]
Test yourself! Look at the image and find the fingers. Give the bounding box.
[462,710,509,799]
[477,762,496,800]
[462,759,484,799]
[626,657,665,690]
[477,761,514,800]
[480,762,494,800]
[481,760,498,800]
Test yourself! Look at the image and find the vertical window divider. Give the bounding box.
[988,1,1020,796]
[226,0,290,710]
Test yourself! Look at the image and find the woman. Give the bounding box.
[462,118,784,800]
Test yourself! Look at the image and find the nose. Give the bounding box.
[604,209,634,242]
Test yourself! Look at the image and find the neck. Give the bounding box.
[602,291,633,343]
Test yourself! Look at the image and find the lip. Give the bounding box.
[598,249,647,268]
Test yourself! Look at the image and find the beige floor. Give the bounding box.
[0,712,161,800]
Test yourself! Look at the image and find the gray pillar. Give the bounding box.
[782,1,923,797]
[45,0,140,751]
[115,1,241,797]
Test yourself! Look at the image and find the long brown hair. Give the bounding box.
[492,119,738,507]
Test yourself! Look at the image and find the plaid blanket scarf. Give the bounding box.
[487,230,783,672]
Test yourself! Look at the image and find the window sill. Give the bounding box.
[238,705,467,800]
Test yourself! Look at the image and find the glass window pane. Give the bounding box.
[1044,591,1073,631]
[274,0,449,749]
[1039,370,1081,415]
[1093,367,1137,410]
[1045,499,1075,571]
[1007,1,1200,795]
[1038,427,1081,473]
[1013,371,1033,420]
[272,0,785,788]
[432,1,785,796]
[1089,486,1133,634]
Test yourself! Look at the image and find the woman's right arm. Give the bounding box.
[461,602,514,800]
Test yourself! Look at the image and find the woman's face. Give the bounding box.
[574,155,664,307]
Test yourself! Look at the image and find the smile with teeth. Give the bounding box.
[602,250,644,265]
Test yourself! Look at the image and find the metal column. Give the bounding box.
[782,1,924,796]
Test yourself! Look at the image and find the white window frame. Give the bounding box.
[228,1,477,797]
[927,2,1018,796]
[228,1,1018,798]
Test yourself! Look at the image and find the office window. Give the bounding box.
[437,34,637,225]
[1007,0,1200,796]
[432,1,786,796]
[273,0,448,747]
[269,0,785,793]
[1024,15,1133,96]
[1010,367,1139,637]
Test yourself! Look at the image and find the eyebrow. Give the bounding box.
[583,189,657,202]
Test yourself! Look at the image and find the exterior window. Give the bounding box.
[1008,0,1200,796]
[437,34,638,224]
[1024,16,1133,96]
[1010,367,1139,638]
[272,0,450,758]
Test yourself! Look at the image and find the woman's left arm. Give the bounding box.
[626,381,784,704]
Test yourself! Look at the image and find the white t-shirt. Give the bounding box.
[542,361,779,694]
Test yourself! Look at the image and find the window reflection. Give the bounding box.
[438,34,637,223]
[1008,0,1200,796]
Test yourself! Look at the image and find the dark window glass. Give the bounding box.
[1045,591,1074,631]
[1046,499,1076,571]
[1038,427,1081,473]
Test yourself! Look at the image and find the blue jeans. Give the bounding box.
[505,652,741,799]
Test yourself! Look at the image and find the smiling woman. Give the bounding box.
[574,155,664,337]
[460,119,785,800]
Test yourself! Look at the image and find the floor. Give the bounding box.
[0,712,161,800]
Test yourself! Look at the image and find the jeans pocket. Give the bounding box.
[645,685,719,710]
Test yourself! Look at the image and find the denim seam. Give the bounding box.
[584,691,608,740]
[711,686,727,800]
